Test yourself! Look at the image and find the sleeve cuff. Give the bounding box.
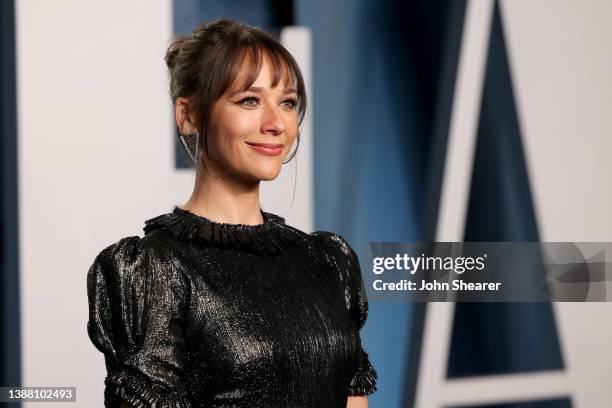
[104,366,192,408]
[348,350,378,396]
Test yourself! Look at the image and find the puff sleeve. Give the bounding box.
[314,232,378,396]
[87,236,192,407]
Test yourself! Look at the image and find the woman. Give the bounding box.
[87,19,377,408]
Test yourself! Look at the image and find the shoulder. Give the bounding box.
[310,231,359,266]
[311,231,353,250]
[88,232,189,296]
[92,229,180,265]
[309,231,362,286]
[88,236,145,285]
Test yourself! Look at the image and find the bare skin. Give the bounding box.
[347,396,370,408]
[178,54,298,225]
[119,54,369,408]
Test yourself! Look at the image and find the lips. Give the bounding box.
[246,142,284,156]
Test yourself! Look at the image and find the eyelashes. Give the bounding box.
[237,96,298,110]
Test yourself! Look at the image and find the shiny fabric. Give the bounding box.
[87,206,377,408]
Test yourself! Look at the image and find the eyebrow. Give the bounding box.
[229,86,298,97]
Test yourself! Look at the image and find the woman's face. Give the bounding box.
[204,54,299,183]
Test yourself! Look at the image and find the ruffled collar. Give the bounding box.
[143,206,306,255]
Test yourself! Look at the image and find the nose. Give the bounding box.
[260,101,286,136]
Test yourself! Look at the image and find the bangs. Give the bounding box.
[233,44,297,91]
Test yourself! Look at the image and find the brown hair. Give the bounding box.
[164,19,307,164]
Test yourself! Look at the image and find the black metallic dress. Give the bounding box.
[87,206,377,407]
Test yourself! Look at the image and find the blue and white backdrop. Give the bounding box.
[2,0,611,407]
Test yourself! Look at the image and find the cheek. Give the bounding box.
[225,110,260,137]
[287,130,298,150]
[286,117,299,148]
[213,112,259,155]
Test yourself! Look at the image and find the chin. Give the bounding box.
[256,170,282,181]
[251,164,282,181]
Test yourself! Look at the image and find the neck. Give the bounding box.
[182,168,264,226]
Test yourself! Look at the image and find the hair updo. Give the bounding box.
[164,19,307,164]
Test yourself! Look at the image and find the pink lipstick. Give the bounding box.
[246,142,284,156]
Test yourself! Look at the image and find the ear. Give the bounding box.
[175,97,198,135]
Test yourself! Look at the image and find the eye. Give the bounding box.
[281,98,298,110]
[238,96,259,108]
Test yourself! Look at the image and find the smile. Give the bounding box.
[246,142,284,156]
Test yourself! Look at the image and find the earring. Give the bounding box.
[179,131,199,165]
